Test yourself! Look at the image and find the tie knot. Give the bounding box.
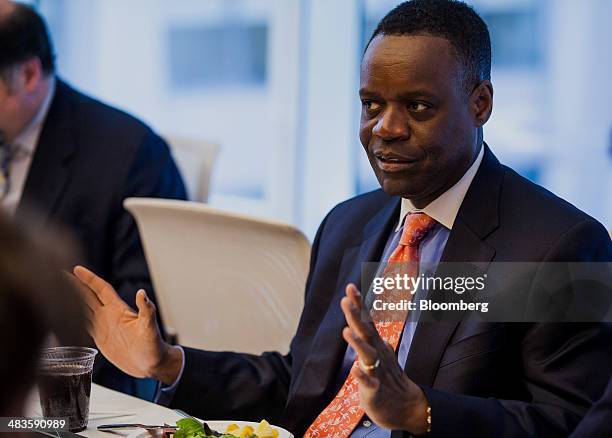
[399,213,437,246]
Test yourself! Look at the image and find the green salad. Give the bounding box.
[173,418,255,438]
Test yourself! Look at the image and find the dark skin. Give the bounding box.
[347,34,493,433]
[359,34,493,208]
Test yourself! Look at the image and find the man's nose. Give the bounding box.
[372,107,410,140]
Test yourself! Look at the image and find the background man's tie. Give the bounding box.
[305,213,437,438]
[0,138,16,199]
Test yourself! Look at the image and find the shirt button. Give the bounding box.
[362,420,372,428]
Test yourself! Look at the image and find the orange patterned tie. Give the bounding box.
[304,212,437,438]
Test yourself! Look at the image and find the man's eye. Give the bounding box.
[363,100,381,111]
[408,102,429,112]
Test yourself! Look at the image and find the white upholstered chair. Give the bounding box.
[124,197,311,354]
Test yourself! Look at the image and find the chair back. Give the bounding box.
[163,135,219,202]
[124,197,310,354]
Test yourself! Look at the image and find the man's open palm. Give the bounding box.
[73,266,166,379]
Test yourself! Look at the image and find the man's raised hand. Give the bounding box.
[72,266,182,385]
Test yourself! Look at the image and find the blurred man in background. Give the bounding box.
[0,0,187,395]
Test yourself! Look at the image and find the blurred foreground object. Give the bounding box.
[0,210,86,417]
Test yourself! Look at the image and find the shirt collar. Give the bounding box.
[13,77,56,155]
[397,145,484,231]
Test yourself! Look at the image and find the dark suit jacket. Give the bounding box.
[570,378,612,437]
[16,78,187,391]
[171,146,612,437]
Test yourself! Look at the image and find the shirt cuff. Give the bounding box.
[153,345,185,406]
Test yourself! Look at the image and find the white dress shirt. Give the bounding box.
[1,78,56,215]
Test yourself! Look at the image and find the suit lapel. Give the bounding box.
[404,145,502,387]
[16,80,77,222]
[285,196,400,427]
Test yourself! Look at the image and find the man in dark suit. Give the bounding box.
[74,0,612,436]
[0,1,187,394]
[570,378,612,437]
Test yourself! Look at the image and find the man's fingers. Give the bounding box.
[66,271,103,310]
[135,289,156,322]
[343,326,378,369]
[352,363,379,390]
[341,293,378,344]
[73,265,117,306]
[346,283,362,310]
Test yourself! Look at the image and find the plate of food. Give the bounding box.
[126,417,293,438]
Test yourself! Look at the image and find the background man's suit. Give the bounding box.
[16,79,187,392]
[170,146,611,437]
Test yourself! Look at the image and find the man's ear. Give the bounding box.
[470,80,493,127]
[20,57,43,93]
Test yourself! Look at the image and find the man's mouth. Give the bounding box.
[374,152,420,172]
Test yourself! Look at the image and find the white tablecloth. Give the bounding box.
[28,383,183,437]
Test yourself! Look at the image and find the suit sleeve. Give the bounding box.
[110,131,187,314]
[420,323,612,437]
[417,219,612,437]
[169,210,331,422]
